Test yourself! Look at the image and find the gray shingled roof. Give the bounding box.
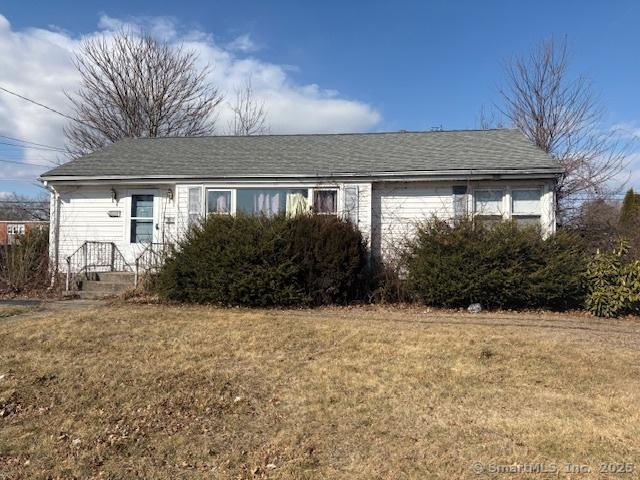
[41,129,561,180]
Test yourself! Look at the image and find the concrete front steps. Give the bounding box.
[76,272,135,299]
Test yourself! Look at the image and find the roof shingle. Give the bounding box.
[41,129,561,179]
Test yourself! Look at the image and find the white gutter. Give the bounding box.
[40,168,562,184]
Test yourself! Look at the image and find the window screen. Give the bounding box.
[474,190,503,216]
[188,187,203,227]
[343,185,359,224]
[512,189,541,215]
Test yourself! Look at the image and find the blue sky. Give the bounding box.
[1,0,639,196]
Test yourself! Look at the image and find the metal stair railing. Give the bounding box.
[65,241,132,292]
[134,242,172,287]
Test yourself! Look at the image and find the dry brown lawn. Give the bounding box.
[1,302,639,479]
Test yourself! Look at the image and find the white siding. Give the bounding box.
[371,180,556,259]
[372,182,454,259]
[51,178,555,271]
[54,185,177,271]
[340,183,372,247]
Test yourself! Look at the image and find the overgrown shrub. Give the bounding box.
[0,227,49,294]
[155,214,369,306]
[286,214,370,304]
[585,241,640,317]
[404,219,587,310]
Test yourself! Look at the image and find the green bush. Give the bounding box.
[585,241,640,317]
[155,214,369,306]
[404,219,587,310]
[286,214,370,305]
[0,227,49,293]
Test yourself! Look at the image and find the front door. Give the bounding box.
[130,191,161,245]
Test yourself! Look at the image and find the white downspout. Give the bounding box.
[46,184,61,287]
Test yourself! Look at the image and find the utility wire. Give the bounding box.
[0,158,53,168]
[0,134,65,152]
[0,140,64,153]
[0,85,91,127]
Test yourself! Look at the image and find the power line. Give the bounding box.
[0,85,90,127]
[0,158,53,168]
[0,140,65,153]
[0,134,66,152]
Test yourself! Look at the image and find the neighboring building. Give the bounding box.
[40,129,561,274]
[0,220,48,245]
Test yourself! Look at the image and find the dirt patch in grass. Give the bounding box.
[0,304,639,479]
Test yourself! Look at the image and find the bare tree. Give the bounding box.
[0,192,49,221]
[476,104,504,130]
[498,37,628,218]
[227,77,269,136]
[65,30,223,157]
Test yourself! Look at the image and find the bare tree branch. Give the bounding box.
[227,77,269,136]
[0,192,50,221]
[64,29,223,157]
[497,36,629,220]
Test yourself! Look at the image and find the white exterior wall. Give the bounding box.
[49,178,555,272]
[51,184,177,272]
[372,182,454,259]
[371,179,556,259]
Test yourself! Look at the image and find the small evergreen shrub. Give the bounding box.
[155,214,369,306]
[585,241,640,317]
[404,219,587,310]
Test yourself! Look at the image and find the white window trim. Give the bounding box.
[206,188,235,215]
[311,187,339,215]
[511,187,543,217]
[126,189,158,244]
[473,188,507,218]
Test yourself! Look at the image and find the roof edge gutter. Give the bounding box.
[40,168,563,183]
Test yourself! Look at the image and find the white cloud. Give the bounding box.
[0,13,381,192]
[227,33,258,53]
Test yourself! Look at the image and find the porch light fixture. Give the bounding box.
[167,188,174,200]
[110,188,117,202]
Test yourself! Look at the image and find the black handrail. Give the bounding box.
[65,241,132,292]
[134,242,172,287]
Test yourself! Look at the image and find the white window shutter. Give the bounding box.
[343,185,359,225]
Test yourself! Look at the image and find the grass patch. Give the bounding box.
[0,305,33,318]
[0,304,639,478]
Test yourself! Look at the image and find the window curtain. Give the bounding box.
[207,190,231,214]
[314,190,336,213]
[286,193,309,217]
[253,191,281,217]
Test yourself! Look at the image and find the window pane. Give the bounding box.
[513,215,541,228]
[188,187,202,227]
[131,220,153,243]
[512,189,541,215]
[236,188,307,217]
[313,190,337,214]
[207,190,231,214]
[344,185,359,224]
[132,195,153,218]
[474,190,503,215]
